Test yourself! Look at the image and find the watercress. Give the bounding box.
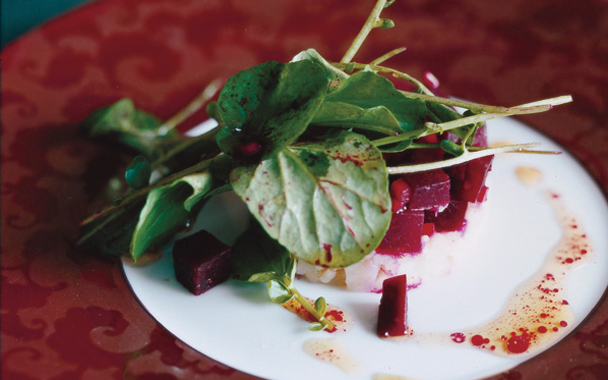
[78,0,571,330]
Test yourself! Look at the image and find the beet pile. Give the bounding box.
[378,126,493,256]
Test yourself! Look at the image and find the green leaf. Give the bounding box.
[78,199,145,257]
[82,98,181,159]
[231,130,391,268]
[312,102,404,136]
[377,138,414,153]
[426,102,482,144]
[231,220,295,282]
[125,156,151,189]
[377,18,395,29]
[309,322,325,331]
[313,70,428,133]
[291,49,349,92]
[314,297,327,315]
[215,59,330,161]
[130,172,214,261]
[440,139,465,156]
[268,280,294,304]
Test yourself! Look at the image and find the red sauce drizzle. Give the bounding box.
[448,191,591,355]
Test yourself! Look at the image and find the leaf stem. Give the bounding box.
[289,286,335,331]
[151,122,221,169]
[340,0,389,64]
[332,61,435,95]
[387,143,540,174]
[156,79,223,136]
[370,46,407,65]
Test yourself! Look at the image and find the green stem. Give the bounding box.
[331,61,574,114]
[340,0,388,64]
[156,79,223,135]
[290,286,335,331]
[151,122,222,169]
[387,143,539,174]
[332,62,434,95]
[370,46,407,65]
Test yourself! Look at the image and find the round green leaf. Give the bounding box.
[231,131,391,268]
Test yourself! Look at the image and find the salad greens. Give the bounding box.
[78,0,571,331]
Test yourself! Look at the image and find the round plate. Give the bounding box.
[2,0,608,379]
[123,118,608,380]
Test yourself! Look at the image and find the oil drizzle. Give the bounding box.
[450,191,591,355]
[302,338,363,373]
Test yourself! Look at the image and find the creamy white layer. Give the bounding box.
[296,200,489,292]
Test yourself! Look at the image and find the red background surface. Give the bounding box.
[2,0,608,378]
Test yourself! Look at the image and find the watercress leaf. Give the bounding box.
[231,130,391,268]
[205,101,223,125]
[314,297,327,315]
[78,199,145,257]
[248,272,280,283]
[440,139,465,156]
[314,70,428,133]
[291,49,349,92]
[82,98,181,159]
[130,172,213,261]
[312,102,403,136]
[268,280,294,304]
[309,322,325,331]
[425,102,482,144]
[215,59,330,161]
[378,18,395,29]
[125,155,151,190]
[377,138,414,153]
[231,220,294,282]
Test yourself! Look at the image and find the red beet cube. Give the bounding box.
[376,210,424,255]
[425,201,468,232]
[172,230,231,295]
[422,222,435,236]
[476,185,489,202]
[377,274,408,337]
[447,156,493,203]
[390,178,411,213]
[382,134,445,166]
[401,169,450,211]
[409,134,445,163]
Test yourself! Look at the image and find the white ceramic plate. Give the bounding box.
[123,118,608,380]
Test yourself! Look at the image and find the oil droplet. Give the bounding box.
[303,338,362,374]
[515,166,543,187]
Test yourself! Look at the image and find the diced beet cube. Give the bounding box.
[382,134,445,166]
[172,230,231,295]
[401,169,450,211]
[376,210,424,255]
[390,178,411,213]
[377,274,408,337]
[447,156,493,202]
[409,134,445,164]
[425,201,468,232]
[473,125,489,147]
[422,222,435,236]
[476,185,489,202]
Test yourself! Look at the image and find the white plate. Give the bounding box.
[123,118,608,380]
